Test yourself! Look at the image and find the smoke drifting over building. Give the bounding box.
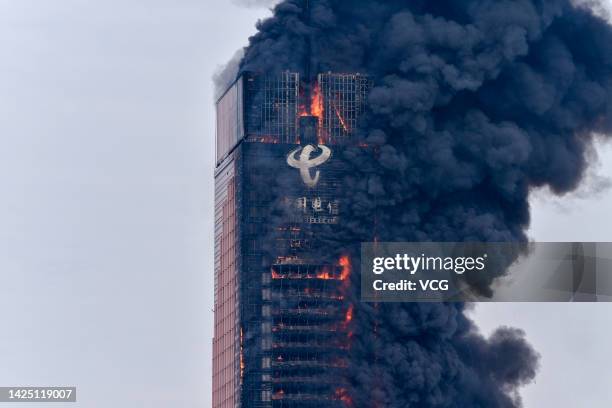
[215,0,612,406]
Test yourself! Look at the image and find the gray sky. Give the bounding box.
[0,1,611,407]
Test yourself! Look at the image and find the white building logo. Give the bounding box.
[286,144,331,188]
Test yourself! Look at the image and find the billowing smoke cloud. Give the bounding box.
[225,0,612,405]
[213,49,244,100]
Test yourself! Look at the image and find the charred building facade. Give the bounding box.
[213,72,371,408]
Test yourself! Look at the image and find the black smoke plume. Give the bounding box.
[225,0,612,406]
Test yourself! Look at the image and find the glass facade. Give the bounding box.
[216,78,244,165]
[318,73,371,144]
[239,142,352,407]
[213,154,240,408]
[245,72,300,144]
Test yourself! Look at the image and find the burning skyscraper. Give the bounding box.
[213,71,371,407]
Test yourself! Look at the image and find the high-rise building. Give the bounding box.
[213,71,371,408]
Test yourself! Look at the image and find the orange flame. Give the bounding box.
[272,269,283,279]
[316,266,334,280]
[311,83,323,118]
[240,328,245,379]
[299,82,323,118]
[312,83,325,143]
[335,388,353,406]
[330,98,349,132]
[339,256,351,281]
[299,104,308,117]
[298,81,327,142]
[255,135,279,143]
[344,304,354,324]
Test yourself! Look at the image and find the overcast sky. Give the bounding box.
[0,1,611,407]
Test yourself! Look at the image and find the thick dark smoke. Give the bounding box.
[228,0,612,406]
